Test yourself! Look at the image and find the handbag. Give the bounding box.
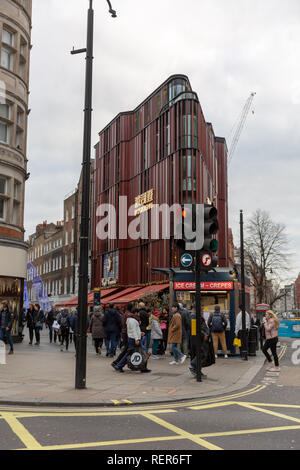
[35,322,43,329]
[52,320,60,331]
[233,337,241,347]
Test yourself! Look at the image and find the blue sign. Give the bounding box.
[180,253,193,268]
[279,320,300,338]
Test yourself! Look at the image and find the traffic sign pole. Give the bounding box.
[195,250,202,382]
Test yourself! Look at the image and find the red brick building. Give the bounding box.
[92,75,229,289]
[295,273,300,310]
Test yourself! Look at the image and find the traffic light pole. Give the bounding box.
[240,210,248,361]
[195,250,202,382]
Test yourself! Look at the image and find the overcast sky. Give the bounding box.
[25,0,300,283]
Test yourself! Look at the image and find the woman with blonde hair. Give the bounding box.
[262,310,280,372]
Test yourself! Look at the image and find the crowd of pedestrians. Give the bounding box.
[0,299,282,375]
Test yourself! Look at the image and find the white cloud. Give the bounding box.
[25,0,300,281]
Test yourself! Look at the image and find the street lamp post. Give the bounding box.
[72,0,117,390]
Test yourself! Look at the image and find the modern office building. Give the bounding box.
[92,75,229,291]
[0,0,32,332]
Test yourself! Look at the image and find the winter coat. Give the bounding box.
[126,317,141,341]
[151,316,163,340]
[26,308,44,328]
[179,308,190,338]
[263,318,278,339]
[167,312,182,344]
[90,311,105,339]
[0,308,14,331]
[103,308,122,335]
[45,310,56,326]
[139,308,150,334]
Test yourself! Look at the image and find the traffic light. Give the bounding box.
[203,203,219,267]
[175,204,196,251]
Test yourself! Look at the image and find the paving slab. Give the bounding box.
[0,329,265,406]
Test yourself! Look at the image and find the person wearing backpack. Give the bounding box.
[208,305,228,359]
[58,309,71,352]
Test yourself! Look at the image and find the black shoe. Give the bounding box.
[111,363,118,370]
[115,367,124,373]
[140,368,151,373]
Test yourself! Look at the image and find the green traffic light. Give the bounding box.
[210,239,218,252]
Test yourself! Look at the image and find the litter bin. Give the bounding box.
[248,327,258,356]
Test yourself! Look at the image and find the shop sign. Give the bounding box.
[134,189,154,216]
[174,281,234,291]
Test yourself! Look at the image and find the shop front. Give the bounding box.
[0,240,28,342]
[172,268,240,355]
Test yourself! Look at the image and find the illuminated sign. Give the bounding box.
[134,189,154,216]
[174,281,234,291]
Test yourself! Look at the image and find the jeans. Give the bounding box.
[262,337,279,367]
[0,327,14,351]
[105,333,117,356]
[171,343,184,363]
[141,330,151,353]
[116,338,136,369]
[48,324,53,342]
[152,339,160,355]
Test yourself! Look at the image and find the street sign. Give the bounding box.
[201,253,212,267]
[180,253,193,268]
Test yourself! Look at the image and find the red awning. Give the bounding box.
[113,283,169,305]
[55,288,122,308]
[100,287,142,305]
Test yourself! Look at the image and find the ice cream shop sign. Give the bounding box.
[174,281,234,291]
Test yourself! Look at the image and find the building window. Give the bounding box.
[0,176,7,221]
[65,209,69,222]
[65,231,68,245]
[2,28,15,47]
[12,201,20,225]
[0,121,9,143]
[65,254,68,268]
[1,46,14,71]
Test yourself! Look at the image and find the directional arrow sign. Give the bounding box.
[180,253,193,268]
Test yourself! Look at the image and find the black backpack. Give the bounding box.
[60,315,69,332]
[211,313,224,332]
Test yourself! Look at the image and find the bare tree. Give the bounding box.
[244,209,290,304]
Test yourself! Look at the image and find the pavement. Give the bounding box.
[0,329,266,407]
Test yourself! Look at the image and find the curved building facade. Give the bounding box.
[93,75,229,288]
[0,0,32,332]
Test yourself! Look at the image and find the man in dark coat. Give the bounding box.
[103,303,122,357]
[189,307,214,379]
[0,302,14,354]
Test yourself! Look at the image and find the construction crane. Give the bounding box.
[228,92,256,166]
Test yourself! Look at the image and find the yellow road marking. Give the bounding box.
[195,425,300,438]
[189,401,236,410]
[18,435,183,451]
[141,412,223,451]
[0,384,266,415]
[2,413,42,450]
[237,403,300,424]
